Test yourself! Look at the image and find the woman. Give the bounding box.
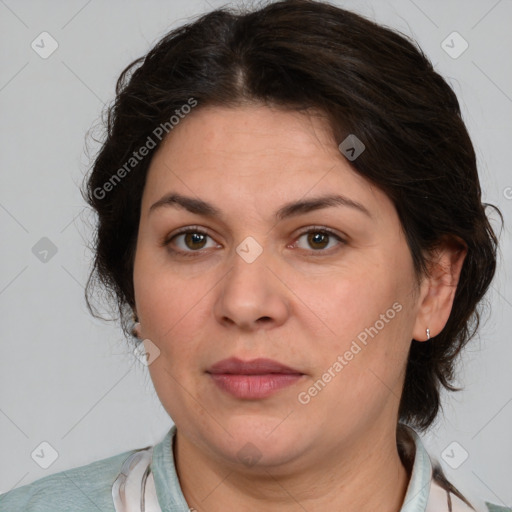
[0,0,506,511]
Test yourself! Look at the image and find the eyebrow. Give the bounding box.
[149,192,372,221]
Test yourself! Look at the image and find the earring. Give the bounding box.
[426,328,431,340]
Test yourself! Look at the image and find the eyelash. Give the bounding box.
[162,225,346,258]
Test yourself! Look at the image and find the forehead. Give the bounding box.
[141,105,391,222]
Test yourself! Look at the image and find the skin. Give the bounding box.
[132,104,467,511]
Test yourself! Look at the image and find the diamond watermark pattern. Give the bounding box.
[133,339,161,366]
[441,31,469,59]
[31,32,59,59]
[339,134,366,161]
[31,441,59,469]
[237,442,263,467]
[32,237,58,263]
[236,236,263,264]
[441,441,469,469]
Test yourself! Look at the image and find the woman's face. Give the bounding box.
[133,104,427,470]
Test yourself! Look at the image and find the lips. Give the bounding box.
[207,357,302,375]
[206,357,304,399]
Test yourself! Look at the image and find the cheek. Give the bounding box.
[134,276,216,383]
[295,260,413,393]
[294,263,401,343]
[134,245,195,337]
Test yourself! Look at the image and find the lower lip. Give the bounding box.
[208,373,303,399]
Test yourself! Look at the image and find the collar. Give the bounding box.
[150,424,189,510]
[113,424,478,512]
[399,425,434,512]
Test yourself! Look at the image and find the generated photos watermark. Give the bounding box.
[93,97,198,200]
[297,301,403,405]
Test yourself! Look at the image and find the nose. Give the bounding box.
[213,242,290,331]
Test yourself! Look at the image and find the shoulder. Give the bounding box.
[427,479,510,512]
[399,424,509,512]
[427,473,511,512]
[484,504,512,512]
[0,447,141,512]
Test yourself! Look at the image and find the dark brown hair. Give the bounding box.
[82,0,500,439]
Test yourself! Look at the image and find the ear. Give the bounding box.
[132,322,142,339]
[412,236,467,342]
[132,308,142,339]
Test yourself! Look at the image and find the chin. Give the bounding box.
[206,415,310,469]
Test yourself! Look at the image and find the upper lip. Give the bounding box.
[207,357,303,375]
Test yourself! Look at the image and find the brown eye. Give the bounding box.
[293,227,346,254]
[163,228,218,257]
[306,232,330,250]
[181,232,208,250]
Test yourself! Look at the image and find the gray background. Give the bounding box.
[1,0,511,507]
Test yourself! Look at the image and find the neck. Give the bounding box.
[174,422,410,512]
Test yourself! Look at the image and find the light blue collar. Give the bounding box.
[151,425,189,510]
[399,426,434,512]
[150,424,433,512]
